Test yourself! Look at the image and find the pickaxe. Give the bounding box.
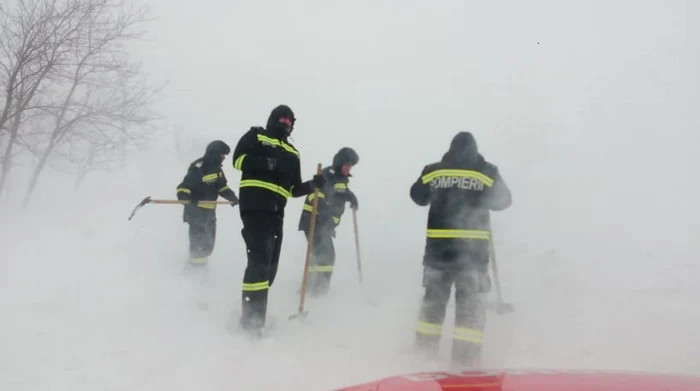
[127,196,233,221]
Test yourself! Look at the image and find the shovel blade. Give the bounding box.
[495,302,514,314]
[288,310,308,321]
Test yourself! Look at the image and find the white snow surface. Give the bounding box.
[2,1,700,390]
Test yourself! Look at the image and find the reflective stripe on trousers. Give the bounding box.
[242,281,269,292]
[308,265,334,273]
[415,321,483,344]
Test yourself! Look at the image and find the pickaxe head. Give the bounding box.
[127,196,153,221]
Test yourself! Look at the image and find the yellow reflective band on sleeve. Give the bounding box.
[421,169,494,187]
[416,321,443,336]
[308,265,334,273]
[239,180,291,198]
[242,281,269,291]
[218,185,230,192]
[202,173,218,183]
[233,154,246,170]
[303,204,313,212]
[257,134,300,157]
[426,229,490,240]
[197,203,216,210]
[452,327,483,344]
[307,192,325,201]
[177,188,191,194]
[333,216,340,224]
[334,183,347,190]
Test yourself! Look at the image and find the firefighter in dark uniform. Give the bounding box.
[176,140,239,266]
[409,131,512,368]
[297,147,360,297]
[232,104,325,334]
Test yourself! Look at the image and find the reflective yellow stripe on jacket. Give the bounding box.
[233,135,299,170]
[302,204,340,224]
[233,154,246,170]
[308,192,325,200]
[426,229,490,240]
[240,179,291,199]
[421,169,494,187]
[257,134,299,157]
[202,173,219,183]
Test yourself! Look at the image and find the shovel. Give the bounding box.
[289,163,322,321]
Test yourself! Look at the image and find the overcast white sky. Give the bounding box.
[131,0,699,246]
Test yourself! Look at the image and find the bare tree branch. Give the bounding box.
[20,0,162,205]
[0,0,163,202]
[0,0,100,194]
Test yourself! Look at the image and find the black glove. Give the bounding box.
[312,173,325,188]
[229,195,239,207]
[348,192,359,210]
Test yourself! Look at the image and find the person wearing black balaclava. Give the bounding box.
[297,147,360,297]
[231,104,325,336]
[409,131,512,369]
[176,140,239,266]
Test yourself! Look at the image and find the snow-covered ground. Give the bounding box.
[2,129,699,390]
[2,1,699,390]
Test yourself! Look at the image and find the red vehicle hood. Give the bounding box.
[335,369,700,391]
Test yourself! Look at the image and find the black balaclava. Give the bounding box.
[443,131,479,166]
[204,140,231,165]
[265,105,296,139]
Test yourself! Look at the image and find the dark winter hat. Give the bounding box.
[333,147,359,168]
[205,140,231,156]
[449,131,478,156]
[266,104,296,129]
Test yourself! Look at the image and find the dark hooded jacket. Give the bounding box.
[298,147,359,236]
[232,105,315,216]
[176,140,239,221]
[410,132,512,270]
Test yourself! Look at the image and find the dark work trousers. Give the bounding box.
[185,207,217,265]
[303,225,336,297]
[239,212,284,330]
[415,261,491,367]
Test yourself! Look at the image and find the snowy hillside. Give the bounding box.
[2,0,699,390]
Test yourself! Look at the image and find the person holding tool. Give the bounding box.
[297,147,360,297]
[231,104,325,337]
[409,131,512,368]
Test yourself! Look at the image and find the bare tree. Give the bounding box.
[17,0,162,206]
[67,79,157,190]
[0,0,96,194]
[173,124,185,164]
